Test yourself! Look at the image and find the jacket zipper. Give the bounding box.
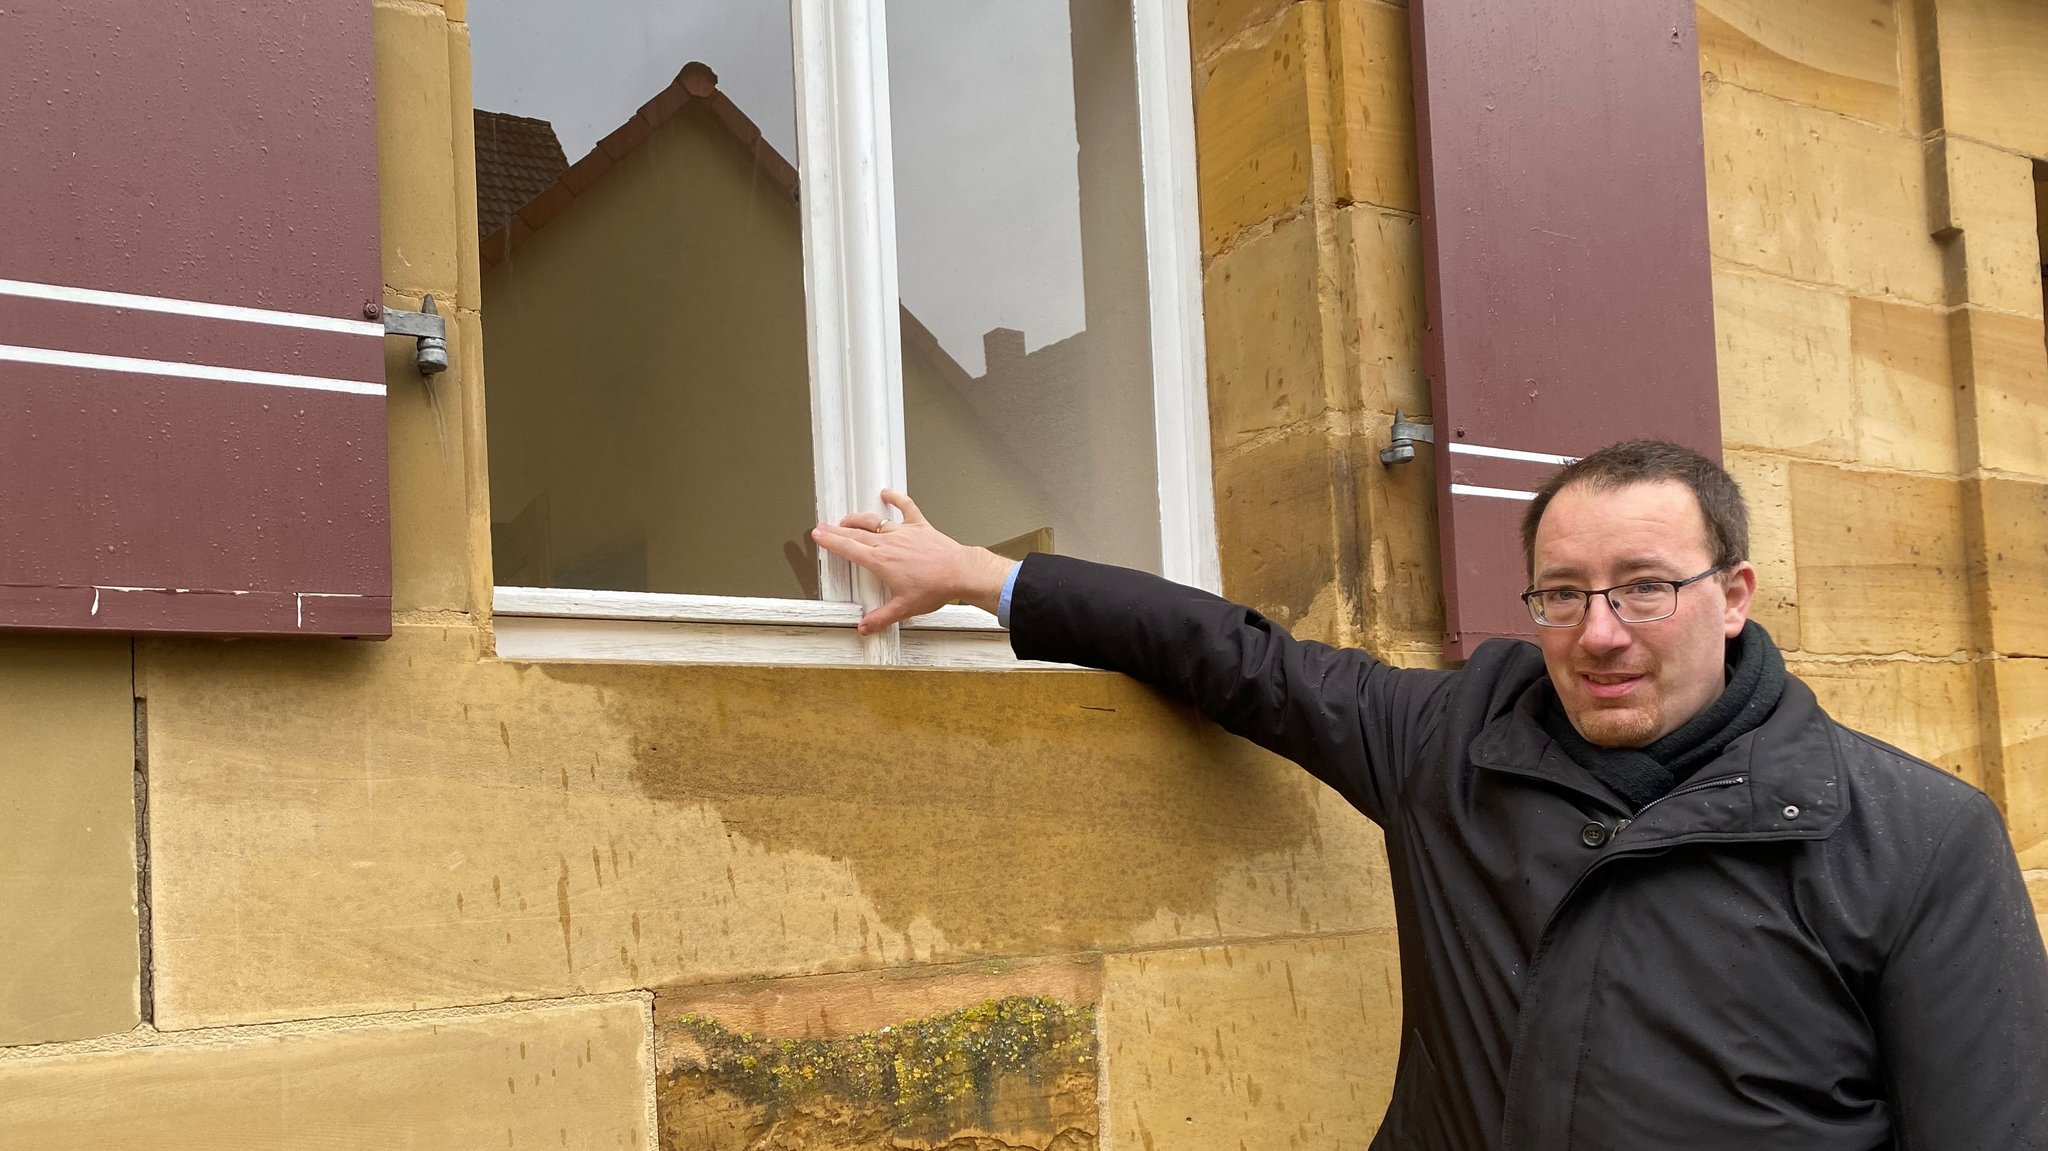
[1612,772,1747,837]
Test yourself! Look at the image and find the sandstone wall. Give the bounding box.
[1694,0,2048,928]
[1,0,2043,1146]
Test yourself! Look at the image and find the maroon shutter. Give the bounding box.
[1409,0,1721,660]
[0,3,390,637]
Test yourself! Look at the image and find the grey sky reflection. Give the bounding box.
[468,0,1088,377]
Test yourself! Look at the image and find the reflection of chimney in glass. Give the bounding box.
[983,327,1028,380]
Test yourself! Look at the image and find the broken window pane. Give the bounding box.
[888,0,1165,574]
[473,1,821,598]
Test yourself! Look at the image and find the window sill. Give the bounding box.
[490,587,1059,668]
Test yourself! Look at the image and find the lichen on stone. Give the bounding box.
[664,995,1095,1126]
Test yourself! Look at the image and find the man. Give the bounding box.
[813,440,2048,1149]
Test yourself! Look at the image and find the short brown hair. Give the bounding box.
[1520,439,1748,579]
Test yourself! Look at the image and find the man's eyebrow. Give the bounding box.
[1533,556,1681,584]
[1611,555,1682,576]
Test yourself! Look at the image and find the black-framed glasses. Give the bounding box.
[1520,567,1725,628]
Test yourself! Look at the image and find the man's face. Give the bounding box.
[1530,479,1756,747]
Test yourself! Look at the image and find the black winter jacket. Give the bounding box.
[1010,554,2048,1150]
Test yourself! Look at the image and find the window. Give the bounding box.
[471,0,1214,665]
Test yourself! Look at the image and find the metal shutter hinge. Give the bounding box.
[1379,410,1434,465]
[381,294,449,376]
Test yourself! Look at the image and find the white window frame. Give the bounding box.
[491,0,1217,667]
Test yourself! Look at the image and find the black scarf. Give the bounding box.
[1539,620,1786,812]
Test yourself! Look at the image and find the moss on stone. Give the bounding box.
[664,995,1095,1124]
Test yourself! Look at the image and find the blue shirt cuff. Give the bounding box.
[996,562,1021,629]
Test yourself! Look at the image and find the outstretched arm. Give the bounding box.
[810,489,1017,635]
[813,490,1451,825]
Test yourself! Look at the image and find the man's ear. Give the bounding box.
[1721,562,1757,637]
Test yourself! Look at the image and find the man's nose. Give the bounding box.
[1576,593,1632,653]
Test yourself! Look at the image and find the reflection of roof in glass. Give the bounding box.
[469,60,973,389]
[472,110,569,240]
[472,61,799,269]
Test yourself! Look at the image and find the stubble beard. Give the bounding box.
[1571,699,1662,749]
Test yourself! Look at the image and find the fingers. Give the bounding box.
[837,511,885,531]
[859,595,917,635]
[881,489,927,525]
[818,500,948,634]
[811,524,878,567]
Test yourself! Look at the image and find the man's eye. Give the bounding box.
[1621,582,1667,599]
[1539,589,1581,606]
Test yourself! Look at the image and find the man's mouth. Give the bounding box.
[1579,672,1644,700]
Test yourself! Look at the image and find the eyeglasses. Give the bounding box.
[1520,567,1725,628]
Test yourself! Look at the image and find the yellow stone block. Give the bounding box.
[1789,464,1971,655]
[1849,296,1956,474]
[1994,658,2048,869]
[0,1000,648,1150]
[1204,214,1341,449]
[458,305,496,611]
[1214,433,1356,643]
[1353,420,1444,653]
[1930,137,2043,319]
[1197,3,1322,253]
[1979,477,2048,658]
[1951,306,2048,479]
[1340,205,1428,417]
[1703,80,1945,306]
[374,1,462,303]
[1713,274,1955,474]
[1124,781,1400,947]
[1724,450,1800,652]
[0,639,138,1047]
[1895,0,1943,138]
[449,21,482,313]
[1789,658,1983,785]
[1696,0,1903,127]
[1713,270,1857,461]
[1330,0,1418,214]
[136,625,1381,1027]
[385,302,481,614]
[1934,0,2048,159]
[1100,934,1402,1150]
[1189,0,1295,62]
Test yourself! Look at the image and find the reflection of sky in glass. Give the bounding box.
[467,0,1088,380]
[469,0,799,160]
[888,1,1086,376]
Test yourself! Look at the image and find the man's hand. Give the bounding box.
[811,490,1019,635]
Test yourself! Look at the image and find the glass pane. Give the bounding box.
[887,0,1164,573]
[472,1,820,598]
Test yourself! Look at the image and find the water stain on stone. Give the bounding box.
[542,663,1320,954]
[555,855,574,973]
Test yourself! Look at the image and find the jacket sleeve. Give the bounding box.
[1007,552,1454,825]
[1876,791,2048,1149]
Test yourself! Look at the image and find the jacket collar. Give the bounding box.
[1469,658,1848,842]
